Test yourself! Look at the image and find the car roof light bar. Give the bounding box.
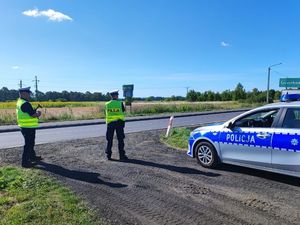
[280,91,300,102]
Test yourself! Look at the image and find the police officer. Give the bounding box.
[105,90,128,161]
[16,87,42,168]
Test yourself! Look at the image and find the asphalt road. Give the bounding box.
[0,111,242,149]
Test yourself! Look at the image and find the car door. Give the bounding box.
[219,108,280,168]
[272,107,300,174]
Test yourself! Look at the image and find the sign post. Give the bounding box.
[122,84,134,112]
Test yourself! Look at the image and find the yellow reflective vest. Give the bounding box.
[105,100,125,124]
[16,98,39,128]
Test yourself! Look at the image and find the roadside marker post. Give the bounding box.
[165,116,174,138]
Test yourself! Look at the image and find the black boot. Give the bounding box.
[119,155,128,161]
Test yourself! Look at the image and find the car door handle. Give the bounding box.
[256,133,270,139]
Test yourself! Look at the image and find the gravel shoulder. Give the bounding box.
[0,130,299,225]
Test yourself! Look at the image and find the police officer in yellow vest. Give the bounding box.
[16,87,42,168]
[105,90,128,161]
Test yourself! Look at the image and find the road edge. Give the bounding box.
[0,108,249,133]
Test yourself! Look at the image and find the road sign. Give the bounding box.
[279,78,300,88]
[122,84,134,98]
[123,84,134,107]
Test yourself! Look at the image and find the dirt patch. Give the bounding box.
[0,130,299,225]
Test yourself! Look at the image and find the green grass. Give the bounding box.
[0,166,102,225]
[160,127,191,150]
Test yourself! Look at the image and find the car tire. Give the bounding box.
[195,142,219,168]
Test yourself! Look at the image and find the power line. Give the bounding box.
[272,70,286,77]
[272,70,299,78]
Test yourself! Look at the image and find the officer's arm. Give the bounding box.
[21,102,41,118]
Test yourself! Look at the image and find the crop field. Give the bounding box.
[0,101,101,109]
[0,101,261,125]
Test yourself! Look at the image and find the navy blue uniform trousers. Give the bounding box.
[105,120,125,157]
[21,128,37,165]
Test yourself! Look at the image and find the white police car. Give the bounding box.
[188,94,300,178]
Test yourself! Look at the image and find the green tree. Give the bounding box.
[233,83,246,100]
[186,90,198,102]
[220,90,232,101]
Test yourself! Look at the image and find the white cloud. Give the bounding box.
[22,8,73,22]
[22,9,39,17]
[221,41,230,47]
[12,66,20,70]
[40,9,73,22]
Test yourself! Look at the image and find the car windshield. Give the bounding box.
[234,109,278,128]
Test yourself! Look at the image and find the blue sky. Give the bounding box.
[1,0,300,97]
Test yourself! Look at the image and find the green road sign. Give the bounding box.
[122,84,134,98]
[279,78,300,88]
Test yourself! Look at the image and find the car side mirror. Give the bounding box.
[226,121,235,130]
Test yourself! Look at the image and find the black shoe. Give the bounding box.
[22,162,37,168]
[31,156,43,162]
[107,155,112,160]
[119,155,129,161]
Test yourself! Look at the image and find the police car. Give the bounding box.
[188,93,300,178]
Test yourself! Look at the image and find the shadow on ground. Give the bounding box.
[219,164,300,186]
[122,158,220,177]
[36,161,128,188]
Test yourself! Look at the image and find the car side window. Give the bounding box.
[234,109,279,128]
[282,108,300,128]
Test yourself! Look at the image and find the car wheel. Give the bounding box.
[195,142,219,168]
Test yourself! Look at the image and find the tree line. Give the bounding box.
[0,87,110,102]
[0,83,281,102]
[186,83,281,103]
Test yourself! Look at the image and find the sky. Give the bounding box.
[1,0,300,97]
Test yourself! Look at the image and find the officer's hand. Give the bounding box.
[36,111,42,117]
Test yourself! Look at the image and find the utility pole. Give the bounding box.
[18,80,22,89]
[185,87,190,96]
[267,63,282,103]
[33,75,40,99]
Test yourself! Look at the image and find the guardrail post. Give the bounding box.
[165,116,174,138]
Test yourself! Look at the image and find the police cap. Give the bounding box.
[109,89,119,96]
[19,87,32,93]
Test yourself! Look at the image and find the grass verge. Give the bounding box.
[160,127,191,150]
[0,166,102,225]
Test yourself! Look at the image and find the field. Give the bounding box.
[0,101,261,125]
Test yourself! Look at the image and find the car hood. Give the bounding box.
[197,122,224,130]
[192,122,224,134]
